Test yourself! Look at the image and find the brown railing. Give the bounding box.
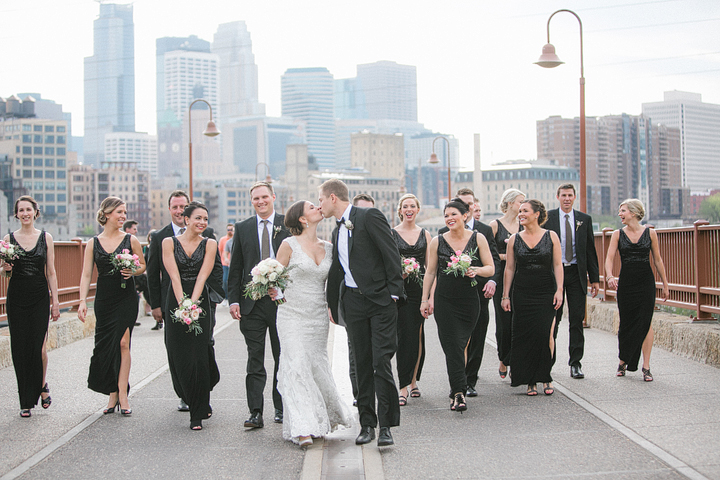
[0,239,97,321]
[597,220,720,321]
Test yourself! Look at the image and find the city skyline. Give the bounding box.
[2,0,719,171]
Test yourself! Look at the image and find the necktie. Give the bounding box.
[336,217,345,227]
[261,220,270,259]
[178,227,186,236]
[564,214,573,263]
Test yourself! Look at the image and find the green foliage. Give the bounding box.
[699,193,720,224]
[81,225,96,236]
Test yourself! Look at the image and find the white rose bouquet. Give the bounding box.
[443,248,479,287]
[401,256,422,284]
[244,258,293,305]
[110,248,141,288]
[172,293,204,335]
[0,240,24,278]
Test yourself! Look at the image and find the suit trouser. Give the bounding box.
[342,288,400,428]
[239,296,282,414]
[465,295,491,388]
[553,264,586,368]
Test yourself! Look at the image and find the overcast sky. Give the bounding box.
[2,0,719,169]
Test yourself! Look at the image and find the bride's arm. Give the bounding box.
[269,241,292,301]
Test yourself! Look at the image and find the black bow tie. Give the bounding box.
[336,217,345,227]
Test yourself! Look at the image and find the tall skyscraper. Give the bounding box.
[642,91,720,192]
[212,21,265,126]
[84,3,135,168]
[281,67,335,169]
[356,61,417,122]
[156,35,211,178]
[163,50,219,126]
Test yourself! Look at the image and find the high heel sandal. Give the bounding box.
[617,363,627,377]
[20,409,32,418]
[642,368,653,382]
[527,384,538,396]
[120,406,132,416]
[103,400,119,415]
[543,383,554,395]
[41,383,52,409]
[453,392,467,413]
[190,420,203,431]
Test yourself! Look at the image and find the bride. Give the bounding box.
[270,200,352,447]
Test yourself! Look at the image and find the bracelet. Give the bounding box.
[421,301,429,304]
[502,296,510,300]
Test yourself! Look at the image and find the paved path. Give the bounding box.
[1,303,719,479]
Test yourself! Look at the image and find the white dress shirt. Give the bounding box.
[558,209,577,264]
[337,204,358,288]
[256,211,277,259]
[171,222,184,236]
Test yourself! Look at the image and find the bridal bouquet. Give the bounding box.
[244,258,293,305]
[172,294,204,335]
[401,257,422,284]
[110,248,141,288]
[0,240,24,278]
[443,248,479,287]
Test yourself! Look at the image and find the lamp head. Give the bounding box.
[535,43,564,68]
[203,120,221,137]
[428,152,440,164]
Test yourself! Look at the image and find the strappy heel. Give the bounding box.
[40,383,52,409]
[20,409,31,418]
[617,363,627,377]
[103,400,119,415]
[190,420,203,431]
[642,368,653,382]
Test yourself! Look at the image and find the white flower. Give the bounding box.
[181,298,193,308]
[344,220,354,230]
[460,254,471,263]
[268,272,278,282]
[404,265,414,274]
[252,274,262,284]
[258,264,270,275]
[259,277,269,285]
[190,309,200,320]
[251,266,259,276]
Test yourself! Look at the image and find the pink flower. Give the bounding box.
[403,258,411,265]
[447,262,453,267]
[455,250,462,255]
[184,318,192,325]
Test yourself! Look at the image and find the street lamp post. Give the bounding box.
[428,136,451,204]
[187,99,220,200]
[255,162,271,182]
[535,9,586,212]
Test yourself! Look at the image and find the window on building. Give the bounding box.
[23,146,31,154]
[57,158,66,167]
[57,205,66,213]
[34,147,42,155]
[57,148,66,156]
[34,135,42,143]
[23,170,32,178]
[23,158,31,166]
[44,125,54,132]
[22,135,32,143]
[45,148,55,157]
[45,135,54,144]
[57,126,66,133]
[56,136,65,145]
[45,194,55,202]
[33,158,43,167]
[45,171,55,179]
[57,171,66,179]
[22,125,32,132]
[34,125,43,132]
[45,206,55,215]
[57,182,66,190]
[34,170,43,178]
[35,194,44,201]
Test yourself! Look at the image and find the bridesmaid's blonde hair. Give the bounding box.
[620,199,645,221]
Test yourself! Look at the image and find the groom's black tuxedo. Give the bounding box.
[227,213,290,415]
[327,206,404,429]
[545,208,599,369]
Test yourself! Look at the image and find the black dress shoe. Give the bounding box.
[377,427,394,446]
[274,409,283,424]
[466,385,478,397]
[151,322,163,330]
[355,426,375,445]
[244,412,264,429]
[570,365,585,379]
[177,399,190,412]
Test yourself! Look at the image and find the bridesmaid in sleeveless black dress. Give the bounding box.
[162,202,220,430]
[604,199,669,382]
[79,197,146,415]
[501,200,563,396]
[2,196,60,417]
[392,193,432,405]
[489,188,524,379]
[421,199,494,412]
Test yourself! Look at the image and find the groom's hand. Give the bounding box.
[328,308,337,325]
[230,304,241,320]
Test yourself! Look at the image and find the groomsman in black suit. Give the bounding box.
[545,184,600,379]
[320,179,404,447]
[228,182,290,429]
[438,189,501,397]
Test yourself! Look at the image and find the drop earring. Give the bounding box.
[305,222,309,228]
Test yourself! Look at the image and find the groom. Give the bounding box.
[319,178,404,447]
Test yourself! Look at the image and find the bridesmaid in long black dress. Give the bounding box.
[392,193,432,405]
[421,198,494,412]
[501,200,563,396]
[489,188,524,379]
[2,196,60,417]
[604,199,669,381]
[162,202,220,430]
[78,197,146,415]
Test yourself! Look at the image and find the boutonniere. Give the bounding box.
[576,220,583,230]
[273,226,282,239]
[344,220,354,230]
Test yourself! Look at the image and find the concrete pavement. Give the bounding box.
[1,303,719,479]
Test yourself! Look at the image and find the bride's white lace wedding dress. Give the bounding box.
[276,237,352,444]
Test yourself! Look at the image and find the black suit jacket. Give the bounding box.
[147,224,225,311]
[544,209,600,287]
[438,219,501,287]
[227,214,290,315]
[327,206,404,323]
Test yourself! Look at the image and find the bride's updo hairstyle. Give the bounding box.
[521,199,548,226]
[284,200,307,236]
